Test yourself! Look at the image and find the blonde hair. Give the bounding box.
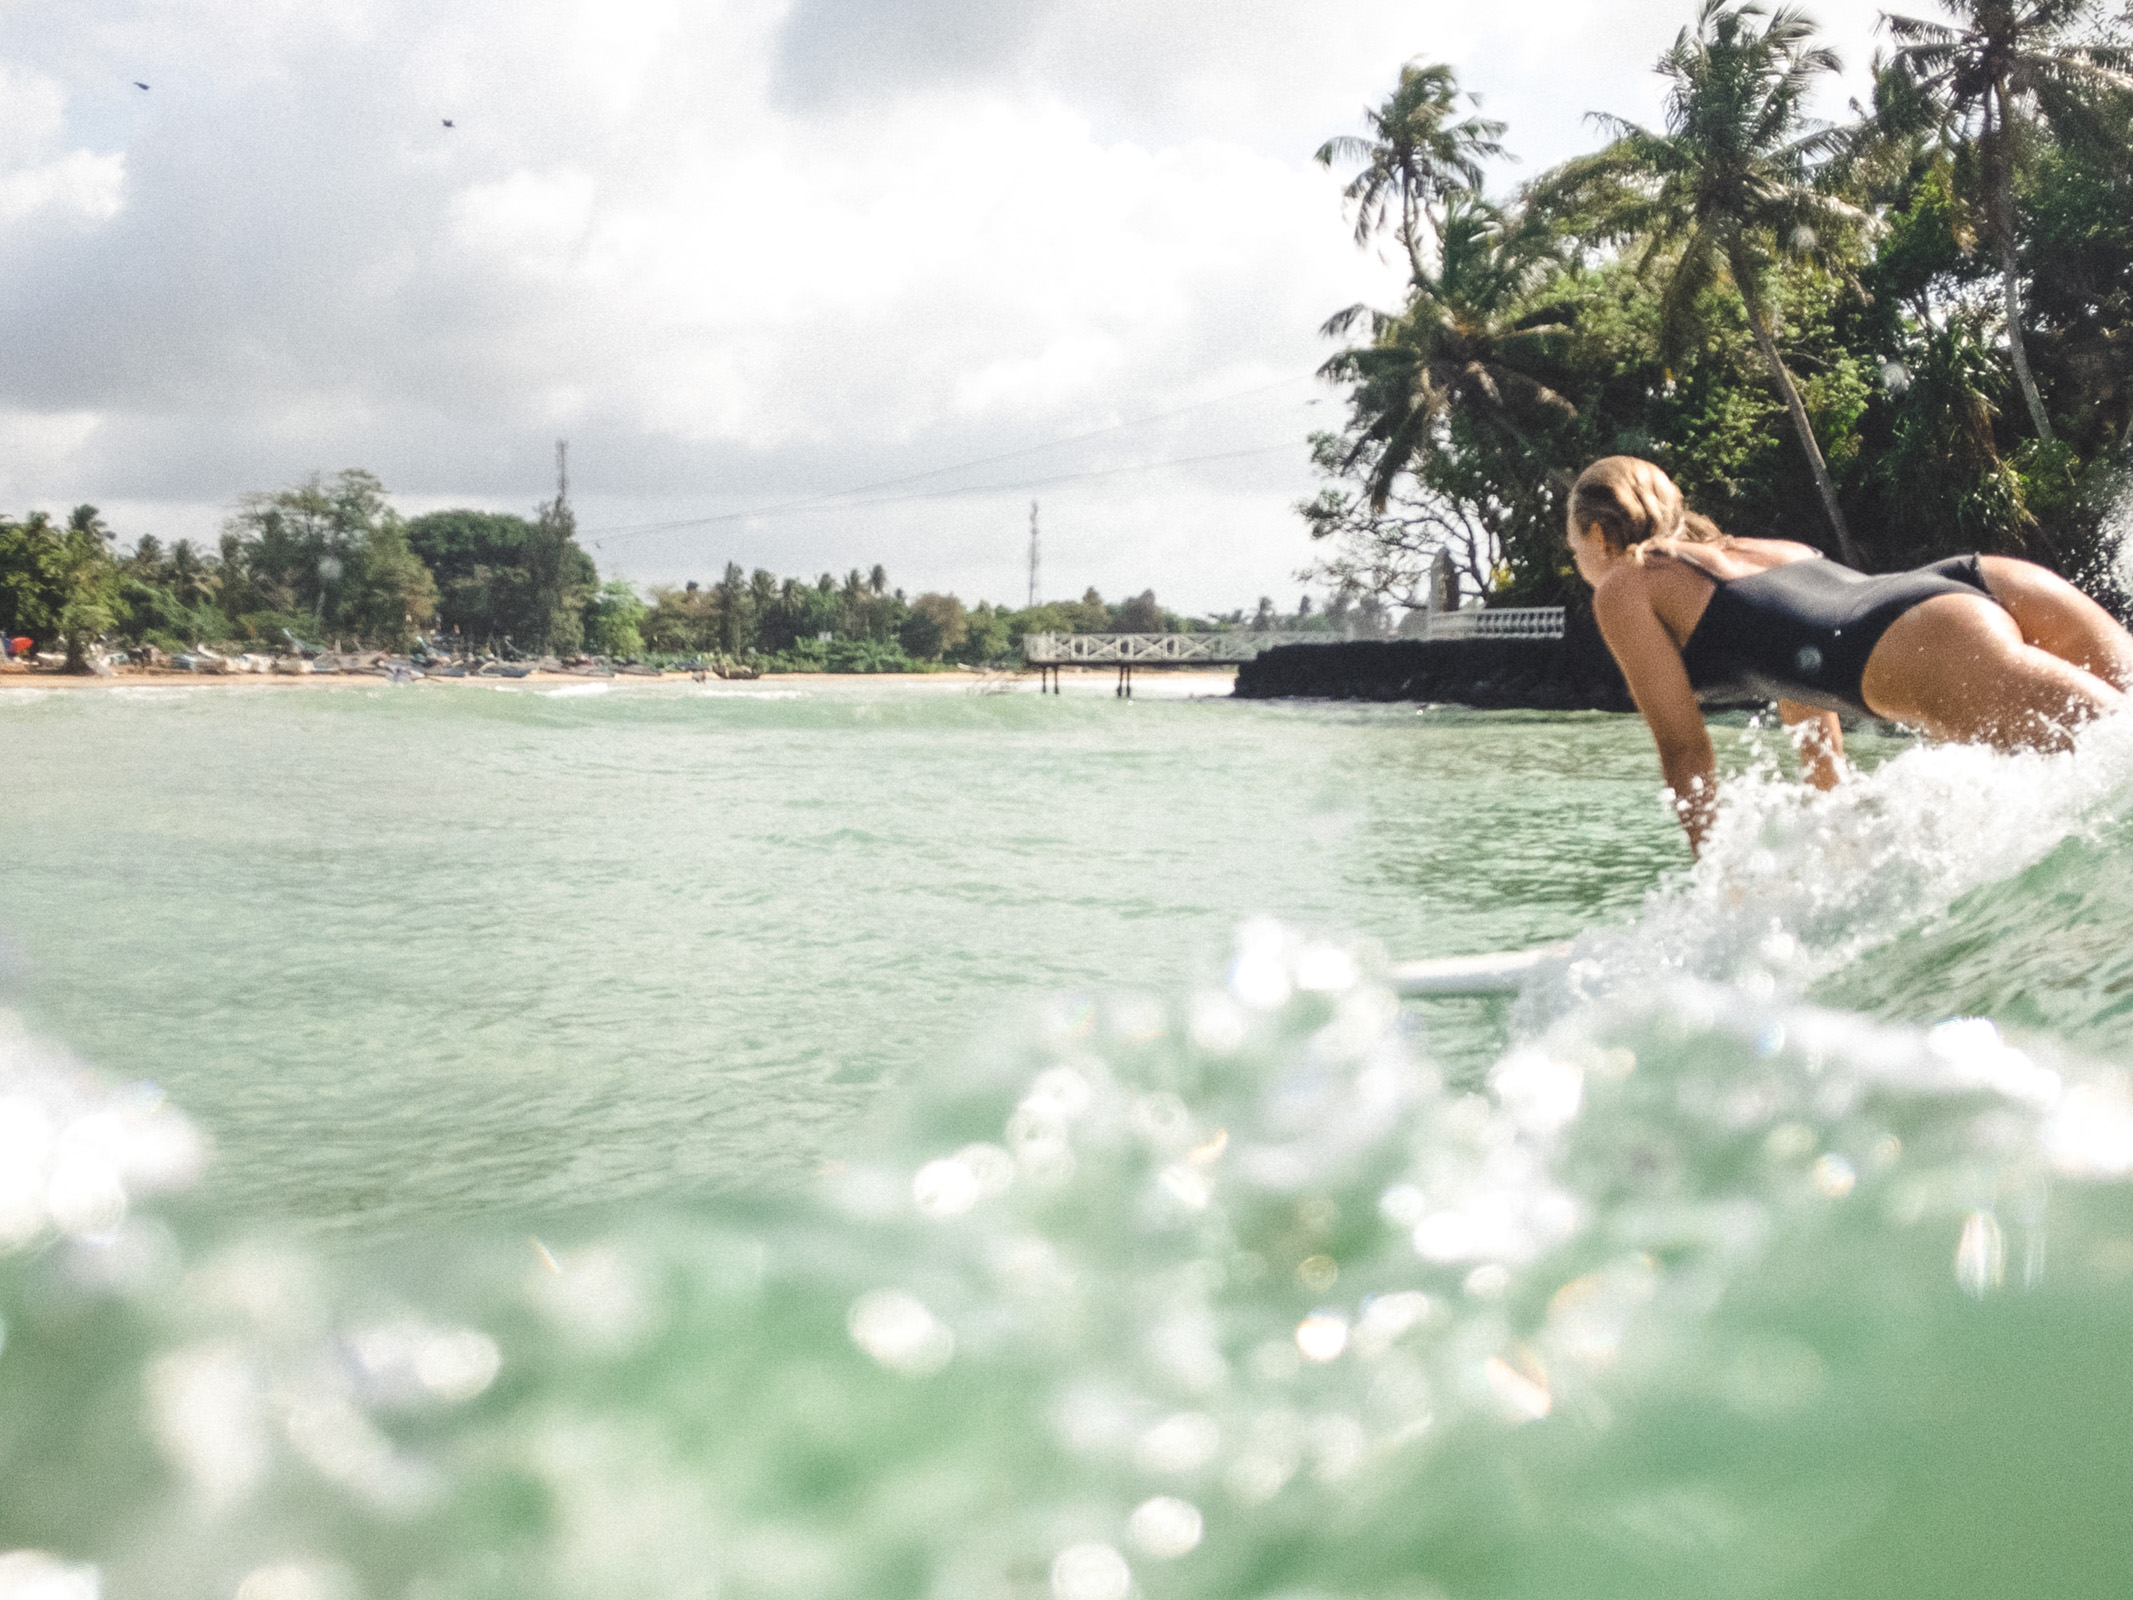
[1567,456,1725,551]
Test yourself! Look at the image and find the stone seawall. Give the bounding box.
[1233,617,1634,711]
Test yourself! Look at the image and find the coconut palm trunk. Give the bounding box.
[1731,247,1862,566]
[1987,84,2055,443]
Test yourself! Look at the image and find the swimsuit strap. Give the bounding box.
[1656,542,1822,586]
[1647,543,1727,584]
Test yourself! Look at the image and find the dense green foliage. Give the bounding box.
[638,564,1218,670]
[0,472,588,662]
[0,469,1230,670]
[1306,0,2133,614]
[209,471,440,650]
[403,505,597,656]
[0,507,122,670]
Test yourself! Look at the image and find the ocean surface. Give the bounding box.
[4,674,2133,1598]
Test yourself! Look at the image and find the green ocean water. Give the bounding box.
[7,677,2133,1600]
[0,679,1683,1235]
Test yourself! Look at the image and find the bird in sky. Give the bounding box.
[442,118,455,128]
[133,81,149,90]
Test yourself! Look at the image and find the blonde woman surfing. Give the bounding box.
[1567,456,2133,852]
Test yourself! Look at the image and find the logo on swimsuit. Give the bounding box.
[1795,645,1823,676]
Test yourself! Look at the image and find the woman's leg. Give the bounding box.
[1860,591,2122,751]
[1975,556,2133,690]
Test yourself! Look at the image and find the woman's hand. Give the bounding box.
[1777,699,1846,790]
[1592,568,1718,853]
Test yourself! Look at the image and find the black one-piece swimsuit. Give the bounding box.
[1676,553,1998,718]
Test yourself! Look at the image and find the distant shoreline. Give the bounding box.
[0,665,1241,692]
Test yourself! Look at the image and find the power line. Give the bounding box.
[822,443,1302,509]
[581,371,1319,546]
[582,441,1306,548]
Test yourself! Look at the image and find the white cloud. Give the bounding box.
[0,0,1889,609]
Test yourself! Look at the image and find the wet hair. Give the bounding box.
[1567,456,1725,551]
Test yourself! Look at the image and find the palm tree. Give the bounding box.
[1316,61,1508,282]
[56,506,118,672]
[1880,0,2132,442]
[1552,0,1871,563]
[1320,193,1574,510]
[167,539,209,608]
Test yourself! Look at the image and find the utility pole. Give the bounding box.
[555,439,569,510]
[1027,500,1040,610]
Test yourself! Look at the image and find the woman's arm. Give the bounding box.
[1592,572,1718,853]
[1776,699,1846,790]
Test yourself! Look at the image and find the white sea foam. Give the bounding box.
[0,1012,202,1250]
[1523,707,2133,1028]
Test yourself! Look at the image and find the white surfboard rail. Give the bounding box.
[1388,943,1571,997]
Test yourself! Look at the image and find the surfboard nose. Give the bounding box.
[1388,943,1571,997]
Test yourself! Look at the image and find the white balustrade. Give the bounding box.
[1020,610,1564,665]
[1416,607,1565,642]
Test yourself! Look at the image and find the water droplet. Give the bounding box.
[1050,1542,1131,1600]
[912,1158,981,1219]
[1378,1183,1427,1227]
[847,1290,954,1377]
[1484,1353,1552,1421]
[1135,1412,1220,1474]
[1811,1154,1856,1198]
[1956,1210,2005,1298]
[1128,1495,1204,1559]
[1295,1313,1349,1362]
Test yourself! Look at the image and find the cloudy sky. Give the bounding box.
[0,0,1890,612]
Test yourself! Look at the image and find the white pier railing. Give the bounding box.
[1020,631,1332,666]
[1416,606,1565,641]
[1020,611,1566,665]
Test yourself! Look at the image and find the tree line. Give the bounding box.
[0,472,604,667]
[1304,0,2133,615]
[627,565,1352,670]
[0,468,1301,670]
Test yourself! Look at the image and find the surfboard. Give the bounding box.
[1388,942,1570,998]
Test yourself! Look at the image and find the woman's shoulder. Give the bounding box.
[1590,555,1677,623]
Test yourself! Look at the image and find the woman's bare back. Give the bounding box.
[1629,536,1827,650]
